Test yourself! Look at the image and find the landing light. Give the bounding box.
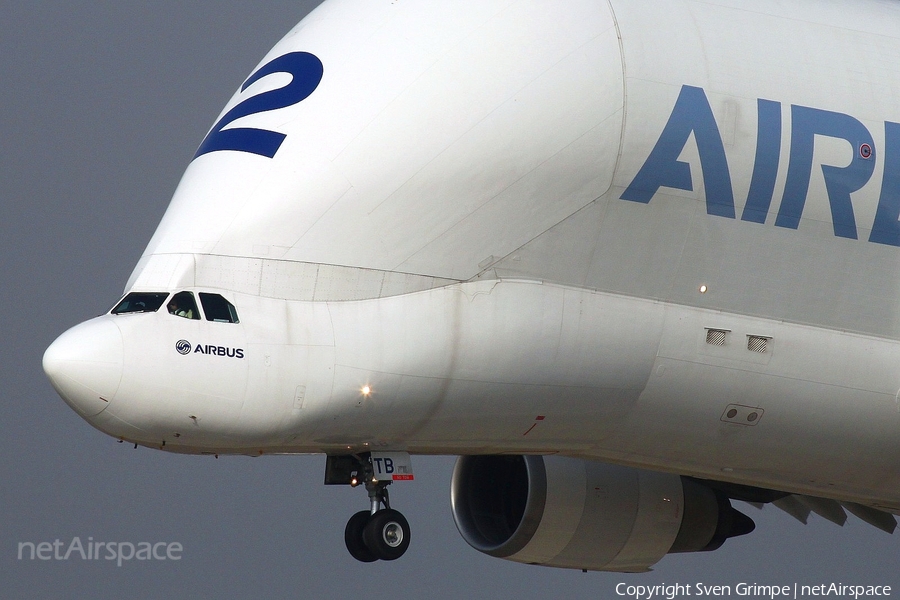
[699,284,708,293]
[361,385,371,396]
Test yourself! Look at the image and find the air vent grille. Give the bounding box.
[706,329,727,346]
[747,335,770,353]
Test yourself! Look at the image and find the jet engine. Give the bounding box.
[450,455,754,572]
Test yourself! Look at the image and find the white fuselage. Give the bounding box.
[44,0,900,513]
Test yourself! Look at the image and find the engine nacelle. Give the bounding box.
[450,456,754,572]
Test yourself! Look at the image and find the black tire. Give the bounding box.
[345,510,378,562]
[362,509,410,561]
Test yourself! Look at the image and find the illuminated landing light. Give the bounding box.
[361,385,371,396]
[699,285,708,294]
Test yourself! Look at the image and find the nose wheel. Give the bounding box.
[345,506,410,561]
[344,510,378,562]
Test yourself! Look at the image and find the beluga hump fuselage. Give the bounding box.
[44,0,900,571]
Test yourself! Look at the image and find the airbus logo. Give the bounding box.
[622,85,900,247]
[174,340,244,359]
[193,344,245,359]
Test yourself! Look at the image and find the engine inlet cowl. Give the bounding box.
[450,455,754,572]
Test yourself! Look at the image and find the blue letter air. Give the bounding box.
[621,85,900,247]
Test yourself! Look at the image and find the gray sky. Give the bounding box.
[2,3,898,598]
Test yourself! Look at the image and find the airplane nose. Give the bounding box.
[43,318,123,418]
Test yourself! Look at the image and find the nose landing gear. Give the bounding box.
[326,453,413,562]
[344,478,411,561]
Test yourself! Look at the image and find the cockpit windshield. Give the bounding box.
[166,291,200,320]
[199,292,240,323]
[111,292,169,314]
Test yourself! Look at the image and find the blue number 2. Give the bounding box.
[193,52,324,160]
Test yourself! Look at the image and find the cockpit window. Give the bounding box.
[111,292,169,315]
[166,291,200,320]
[199,293,239,323]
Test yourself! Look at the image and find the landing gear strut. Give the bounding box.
[326,454,412,562]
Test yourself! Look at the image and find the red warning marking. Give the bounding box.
[523,416,546,436]
[392,474,414,481]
